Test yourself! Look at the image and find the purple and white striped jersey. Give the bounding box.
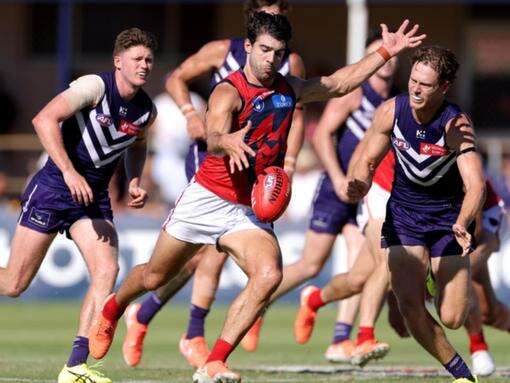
[210,37,291,87]
[390,93,464,209]
[38,71,154,192]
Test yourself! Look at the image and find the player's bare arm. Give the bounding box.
[289,20,425,104]
[345,98,395,202]
[312,89,360,201]
[205,82,256,173]
[284,52,306,178]
[32,78,104,206]
[166,39,230,140]
[124,105,157,209]
[447,114,486,255]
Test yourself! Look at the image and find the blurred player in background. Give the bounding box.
[89,13,425,383]
[0,28,157,383]
[122,0,306,369]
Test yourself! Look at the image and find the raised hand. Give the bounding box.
[127,179,148,209]
[452,223,472,256]
[63,168,94,206]
[381,19,426,57]
[224,120,256,173]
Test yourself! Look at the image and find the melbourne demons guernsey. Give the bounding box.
[390,93,464,209]
[39,71,153,192]
[336,82,398,173]
[196,70,295,205]
[211,37,291,87]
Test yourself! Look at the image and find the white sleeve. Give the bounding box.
[61,74,105,111]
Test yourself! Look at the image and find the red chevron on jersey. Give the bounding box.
[196,70,296,205]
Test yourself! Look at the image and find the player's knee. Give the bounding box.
[252,267,282,296]
[91,262,119,283]
[4,279,28,298]
[440,308,466,329]
[347,273,366,294]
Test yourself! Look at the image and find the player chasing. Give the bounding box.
[342,45,483,383]
[0,28,157,383]
[89,12,425,383]
[121,0,307,369]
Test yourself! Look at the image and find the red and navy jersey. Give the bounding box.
[196,70,296,205]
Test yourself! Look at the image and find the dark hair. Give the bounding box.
[411,45,459,84]
[365,29,383,48]
[244,0,290,17]
[113,27,158,56]
[246,11,292,45]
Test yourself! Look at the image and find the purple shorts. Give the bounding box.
[18,176,113,237]
[309,174,358,234]
[185,141,208,181]
[381,199,471,257]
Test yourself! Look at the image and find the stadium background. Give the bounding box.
[1,1,510,381]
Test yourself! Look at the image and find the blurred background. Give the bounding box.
[1,0,510,302]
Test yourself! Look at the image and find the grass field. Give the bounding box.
[0,301,509,382]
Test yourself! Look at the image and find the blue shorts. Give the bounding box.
[18,176,113,237]
[185,141,208,181]
[308,174,358,234]
[381,199,472,257]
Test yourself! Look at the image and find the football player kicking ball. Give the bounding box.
[89,13,425,383]
[0,28,157,383]
[343,45,484,383]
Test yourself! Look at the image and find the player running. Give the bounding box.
[89,13,425,383]
[121,0,306,369]
[344,45,483,383]
[0,28,157,383]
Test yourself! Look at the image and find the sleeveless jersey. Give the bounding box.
[196,70,295,205]
[211,37,291,87]
[336,82,398,172]
[390,93,464,209]
[373,151,395,192]
[39,71,154,192]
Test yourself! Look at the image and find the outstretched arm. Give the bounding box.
[447,115,486,255]
[344,98,395,202]
[166,39,230,140]
[290,20,425,104]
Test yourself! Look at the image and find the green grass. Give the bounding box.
[0,301,509,382]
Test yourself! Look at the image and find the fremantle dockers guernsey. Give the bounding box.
[196,70,295,205]
[210,37,291,87]
[390,93,465,209]
[39,71,154,192]
[336,82,398,173]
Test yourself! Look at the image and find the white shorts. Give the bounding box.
[163,181,273,245]
[357,182,391,231]
[482,202,505,235]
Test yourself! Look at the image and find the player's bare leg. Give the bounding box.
[89,230,201,359]
[180,247,228,366]
[390,245,475,381]
[0,225,56,296]
[294,240,375,344]
[325,224,362,363]
[194,229,282,382]
[351,219,391,366]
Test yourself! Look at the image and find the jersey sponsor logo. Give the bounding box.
[392,137,410,151]
[271,94,293,109]
[119,106,128,117]
[118,120,142,136]
[95,113,112,127]
[416,129,426,139]
[419,142,448,156]
[29,207,51,228]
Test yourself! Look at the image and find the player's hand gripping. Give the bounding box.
[186,113,207,141]
[344,177,370,203]
[127,178,148,209]
[63,168,94,206]
[223,120,256,173]
[380,19,426,57]
[332,177,351,203]
[452,223,472,256]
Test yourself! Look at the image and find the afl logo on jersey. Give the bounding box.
[96,114,113,127]
[392,137,410,151]
[253,96,265,113]
[272,94,293,108]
